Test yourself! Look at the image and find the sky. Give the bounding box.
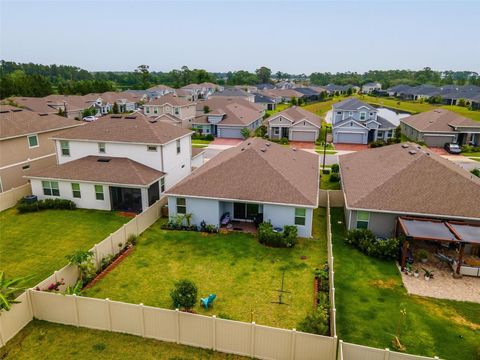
[1,0,479,74]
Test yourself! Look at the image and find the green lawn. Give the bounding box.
[302,97,346,117]
[265,103,290,117]
[192,144,208,148]
[354,94,480,121]
[0,320,246,360]
[84,209,328,329]
[0,208,129,287]
[192,139,212,145]
[331,208,480,360]
[320,172,341,190]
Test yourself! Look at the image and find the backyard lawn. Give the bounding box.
[303,97,345,117]
[320,172,341,190]
[331,208,480,360]
[0,320,246,360]
[0,208,130,287]
[84,209,328,329]
[265,102,290,117]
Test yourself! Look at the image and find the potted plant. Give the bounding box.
[418,250,429,263]
[422,268,434,281]
[414,269,419,278]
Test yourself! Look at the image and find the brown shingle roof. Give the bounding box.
[267,106,321,127]
[193,98,264,126]
[0,106,81,140]
[401,109,480,132]
[145,94,192,107]
[26,156,164,186]
[339,143,480,219]
[167,138,319,206]
[52,113,192,144]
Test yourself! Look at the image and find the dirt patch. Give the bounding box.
[370,279,398,289]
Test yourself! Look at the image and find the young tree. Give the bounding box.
[255,66,272,83]
[241,127,251,139]
[170,279,198,310]
[135,64,150,89]
[290,97,297,106]
[112,102,119,114]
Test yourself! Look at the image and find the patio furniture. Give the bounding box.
[220,212,231,225]
[200,294,216,309]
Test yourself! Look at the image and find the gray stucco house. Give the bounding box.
[339,143,480,238]
[331,98,396,144]
[266,106,321,142]
[166,138,319,237]
[400,109,480,147]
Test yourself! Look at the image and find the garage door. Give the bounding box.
[423,135,455,148]
[336,132,365,144]
[290,131,316,142]
[218,127,243,139]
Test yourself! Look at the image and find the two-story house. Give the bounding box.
[0,105,81,192]
[361,82,382,94]
[26,113,195,213]
[332,98,395,144]
[142,94,196,127]
[90,91,142,115]
[191,98,264,138]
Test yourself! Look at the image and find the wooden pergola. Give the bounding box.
[396,217,480,274]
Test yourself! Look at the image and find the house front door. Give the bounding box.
[281,127,289,139]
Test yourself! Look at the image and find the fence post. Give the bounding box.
[333,335,338,360]
[123,224,127,240]
[135,216,139,235]
[26,288,34,318]
[94,244,100,269]
[139,303,145,338]
[106,298,112,331]
[290,328,296,360]
[250,322,256,358]
[175,308,180,344]
[339,340,343,360]
[54,270,58,283]
[73,294,79,326]
[0,312,5,347]
[384,348,390,360]
[212,315,216,351]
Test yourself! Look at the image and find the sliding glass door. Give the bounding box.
[233,202,261,220]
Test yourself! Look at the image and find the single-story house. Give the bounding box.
[266,106,321,142]
[400,109,480,147]
[210,88,255,103]
[191,98,264,138]
[27,156,165,213]
[339,143,480,239]
[361,82,382,94]
[253,93,277,111]
[166,138,319,237]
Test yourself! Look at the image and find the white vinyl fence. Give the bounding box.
[0,183,31,212]
[29,290,337,360]
[326,192,337,338]
[339,341,439,360]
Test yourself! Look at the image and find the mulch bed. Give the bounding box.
[83,246,135,290]
[118,211,137,218]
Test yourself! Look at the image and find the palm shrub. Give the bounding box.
[330,164,339,173]
[298,306,329,335]
[0,272,32,311]
[65,250,96,285]
[170,279,198,310]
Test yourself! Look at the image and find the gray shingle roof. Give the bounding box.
[332,98,376,111]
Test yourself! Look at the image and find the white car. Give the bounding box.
[83,116,98,122]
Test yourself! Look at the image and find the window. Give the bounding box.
[42,181,60,196]
[71,183,81,198]
[337,111,342,115]
[294,208,306,226]
[22,164,30,170]
[147,145,157,152]
[174,107,180,115]
[359,112,366,120]
[27,134,39,148]
[60,141,70,156]
[176,139,181,154]
[160,177,165,192]
[145,106,150,114]
[176,197,186,214]
[387,130,393,138]
[95,185,104,200]
[98,143,106,154]
[273,127,280,136]
[356,211,370,229]
[377,131,384,138]
[204,128,210,134]
[154,107,158,114]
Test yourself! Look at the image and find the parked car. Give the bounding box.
[83,116,98,122]
[444,143,461,154]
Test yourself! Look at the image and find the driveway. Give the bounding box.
[211,138,243,146]
[334,143,369,151]
[289,141,315,150]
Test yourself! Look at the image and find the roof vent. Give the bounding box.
[39,113,48,116]
[401,144,409,148]
[241,147,245,151]
[149,120,157,123]
[409,150,417,155]
[265,143,271,147]
[111,115,122,119]
[97,158,111,163]
[12,109,23,112]
[260,148,267,152]
[125,116,136,119]
[247,142,251,145]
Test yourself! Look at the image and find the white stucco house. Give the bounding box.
[166,138,319,237]
[332,98,396,144]
[266,106,321,142]
[26,112,198,213]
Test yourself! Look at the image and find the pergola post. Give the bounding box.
[401,240,408,270]
[456,242,465,275]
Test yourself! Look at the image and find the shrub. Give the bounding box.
[462,145,480,153]
[258,222,297,248]
[65,250,96,284]
[204,134,214,141]
[298,306,329,335]
[370,140,386,148]
[170,279,198,310]
[280,137,289,145]
[17,198,76,213]
[241,127,250,139]
[330,164,339,173]
[471,168,480,178]
[254,125,267,138]
[329,173,340,182]
[345,229,399,260]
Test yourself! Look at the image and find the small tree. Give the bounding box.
[203,105,210,114]
[298,307,329,335]
[290,97,297,106]
[241,127,250,139]
[112,102,119,114]
[170,279,198,310]
[394,125,402,142]
[471,168,480,178]
[457,98,466,107]
[65,250,95,284]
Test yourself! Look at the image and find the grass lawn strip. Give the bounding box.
[331,207,480,360]
[0,208,130,287]
[320,173,341,190]
[84,209,328,329]
[0,320,247,360]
